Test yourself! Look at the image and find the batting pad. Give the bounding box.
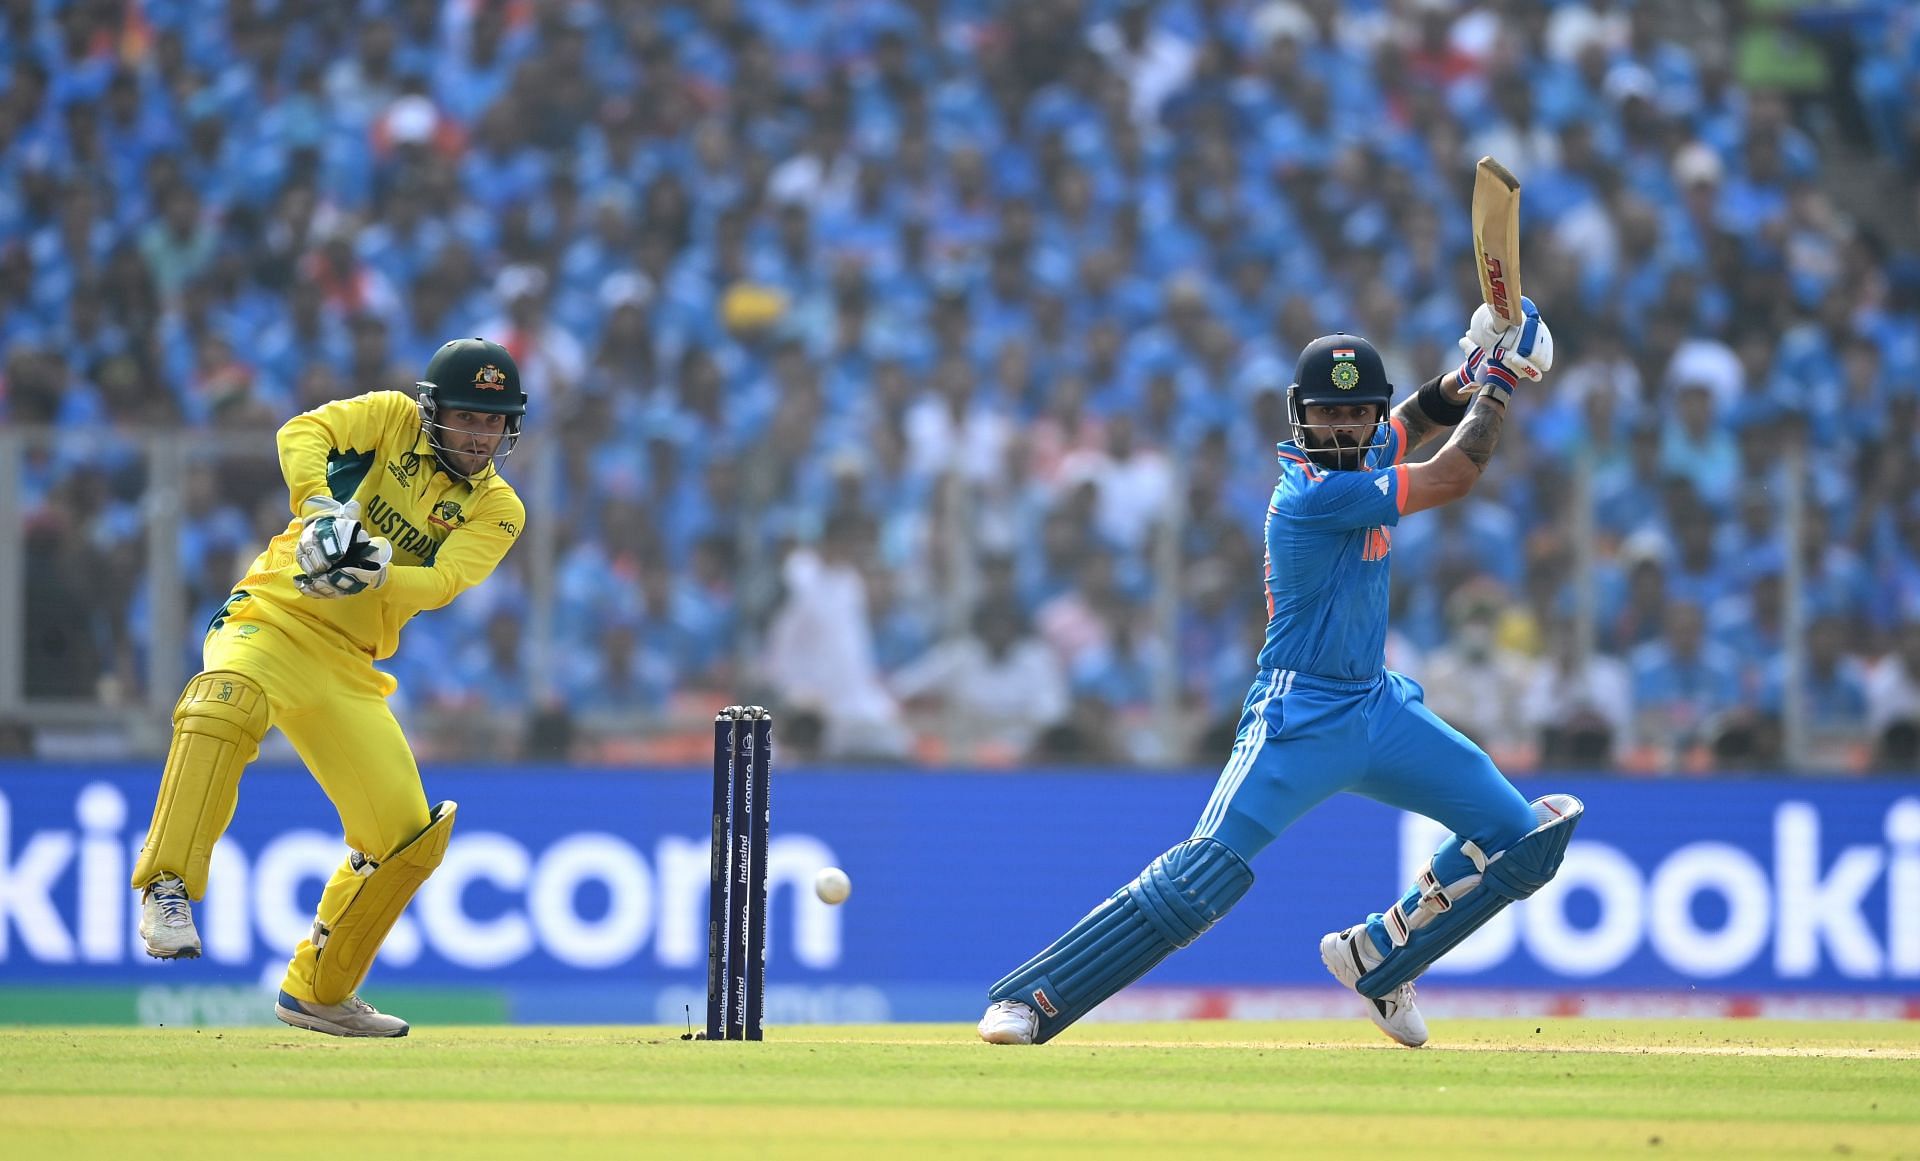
[1357,794,1583,998]
[989,838,1253,1044]
[131,671,271,899]
[310,800,457,1005]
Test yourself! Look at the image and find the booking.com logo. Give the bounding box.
[0,783,844,972]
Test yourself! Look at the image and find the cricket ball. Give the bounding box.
[814,866,852,905]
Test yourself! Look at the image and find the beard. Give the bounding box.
[1304,431,1367,472]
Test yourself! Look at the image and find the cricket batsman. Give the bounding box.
[130,338,528,1037]
[979,303,1585,1048]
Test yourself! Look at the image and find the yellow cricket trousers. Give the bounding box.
[199,599,431,1001]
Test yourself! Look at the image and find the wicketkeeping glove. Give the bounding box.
[294,527,392,598]
[295,497,365,577]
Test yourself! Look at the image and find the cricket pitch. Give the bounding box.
[4,1019,1917,1159]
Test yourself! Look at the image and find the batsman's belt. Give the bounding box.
[310,800,457,1005]
[131,671,272,899]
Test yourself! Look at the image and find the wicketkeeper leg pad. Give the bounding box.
[308,800,456,1005]
[131,671,271,899]
[1357,794,1583,999]
[988,838,1253,1043]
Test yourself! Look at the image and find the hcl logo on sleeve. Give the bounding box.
[0,783,844,974]
[1401,798,1920,982]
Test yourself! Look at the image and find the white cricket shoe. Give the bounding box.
[138,875,201,960]
[1319,924,1428,1048]
[274,991,410,1038]
[978,999,1039,1045]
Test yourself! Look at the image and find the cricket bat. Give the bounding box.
[1472,156,1523,328]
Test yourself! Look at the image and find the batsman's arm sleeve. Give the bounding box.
[1283,466,1408,530]
[381,492,526,613]
[276,392,411,512]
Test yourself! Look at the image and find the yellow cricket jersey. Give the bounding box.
[221,390,526,661]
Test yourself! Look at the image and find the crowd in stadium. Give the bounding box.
[7,0,1920,772]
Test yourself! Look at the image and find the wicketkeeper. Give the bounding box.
[130,338,528,1037]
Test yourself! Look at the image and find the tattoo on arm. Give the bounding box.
[1448,397,1506,472]
[1391,397,1443,451]
[1395,370,1475,452]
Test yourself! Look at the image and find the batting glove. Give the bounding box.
[1464,300,1523,356]
[1458,297,1552,403]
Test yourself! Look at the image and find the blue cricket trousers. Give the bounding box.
[1192,668,1537,868]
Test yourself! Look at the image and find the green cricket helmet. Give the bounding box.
[415,338,526,479]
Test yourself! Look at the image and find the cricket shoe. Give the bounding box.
[978,999,1039,1045]
[138,874,201,960]
[1319,924,1428,1048]
[274,991,410,1038]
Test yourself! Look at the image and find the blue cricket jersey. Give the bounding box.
[1255,419,1411,681]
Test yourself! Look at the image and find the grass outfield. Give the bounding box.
[3,1020,1918,1159]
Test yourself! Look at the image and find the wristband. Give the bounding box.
[1475,360,1518,406]
[1416,374,1471,426]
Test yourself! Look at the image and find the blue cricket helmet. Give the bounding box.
[1287,333,1393,470]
